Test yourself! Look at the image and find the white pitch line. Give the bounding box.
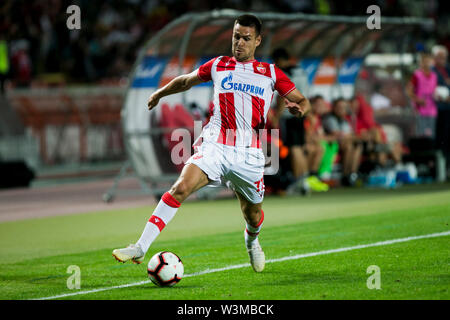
[34,230,450,300]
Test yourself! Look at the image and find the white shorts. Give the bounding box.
[185,141,265,204]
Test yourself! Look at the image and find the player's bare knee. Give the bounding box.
[169,181,191,202]
[244,207,262,227]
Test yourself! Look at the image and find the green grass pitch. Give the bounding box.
[0,183,449,300]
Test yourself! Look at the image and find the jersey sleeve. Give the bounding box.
[274,66,296,97]
[197,57,217,82]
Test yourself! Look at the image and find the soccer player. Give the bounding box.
[112,14,310,272]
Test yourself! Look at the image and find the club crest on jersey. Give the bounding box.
[221,72,265,97]
[256,63,266,74]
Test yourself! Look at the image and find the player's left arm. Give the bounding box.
[274,66,310,118]
[283,88,311,118]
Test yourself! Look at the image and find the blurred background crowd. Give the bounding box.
[0,0,449,86]
[0,0,449,195]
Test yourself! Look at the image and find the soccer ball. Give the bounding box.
[147,251,184,287]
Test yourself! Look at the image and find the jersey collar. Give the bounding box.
[231,56,257,64]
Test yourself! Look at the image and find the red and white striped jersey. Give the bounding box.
[197,56,296,148]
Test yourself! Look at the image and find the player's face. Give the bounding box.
[232,23,261,62]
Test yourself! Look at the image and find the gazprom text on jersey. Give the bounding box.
[221,72,265,97]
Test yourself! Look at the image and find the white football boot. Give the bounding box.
[247,239,265,272]
[112,244,144,264]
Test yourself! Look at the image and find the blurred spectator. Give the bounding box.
[370,82,392,114]
[349,95,388,166]
[0,35,9,94]
[304,96,325,176]
[433,45,450,87]
[432,45,450,168]
[271,47,309,194]
[271,48,328,193]
[188,102,204,122]
[0,0,446,86]
[304,95,335,186]
[349,95,403,168]
[10,40,32,87]
[322,98,362,186]
[406,52,438,139]
[349,95,380,140]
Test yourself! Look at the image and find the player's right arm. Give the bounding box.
[148,57,217,111]
[147,70,203,110]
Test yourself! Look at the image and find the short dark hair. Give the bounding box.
[234,14,262,36]
[271,47,289,62]
[420,51,433,60]
[332,97,346,108]
[309,95,324,104]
